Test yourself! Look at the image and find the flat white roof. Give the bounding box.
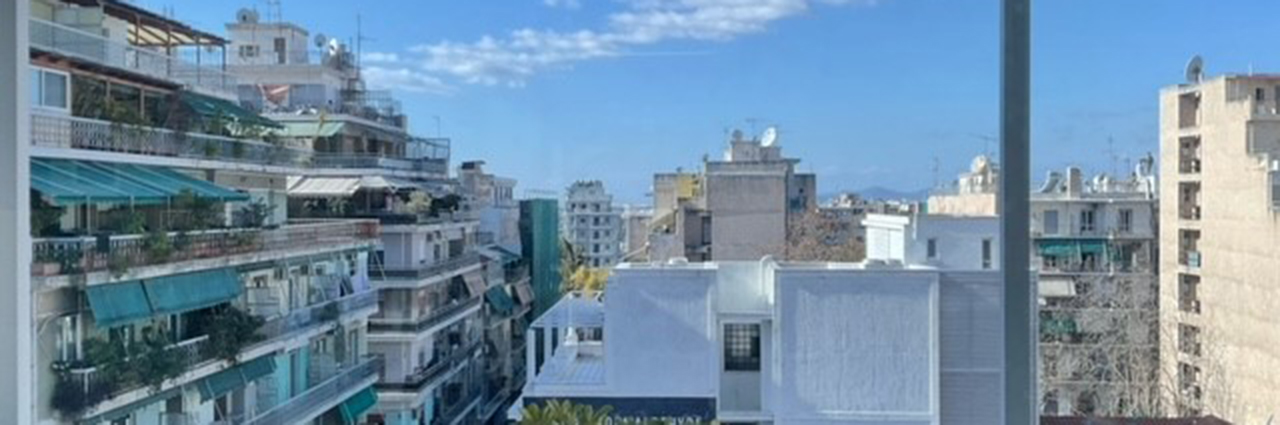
[532,294,605,328]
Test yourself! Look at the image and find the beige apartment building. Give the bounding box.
[1158,71,1280,423]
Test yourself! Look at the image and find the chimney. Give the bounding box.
[1065,167,1084,196]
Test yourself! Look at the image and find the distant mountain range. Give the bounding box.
[821,186,931,203]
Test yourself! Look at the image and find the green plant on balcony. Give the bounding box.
[49,361,116,417]
[142,229,173,263]
[231,140,246,158]
[132,327,189,391]
[107,251,131,279]
[31,197,63,237]
[100,209,146,235]
[202,141,221,158]
[520,400,613,425]
[172,189,223,232]
[233,200,276,229]
[104,101,148,148]
[200,306,266,364]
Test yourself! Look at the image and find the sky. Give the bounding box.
[139,0,1280,204]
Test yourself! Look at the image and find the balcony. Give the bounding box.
[376,341,482,392]
[435,387,483,425]
[30,111,311,169]
[369,297,483,334]
[1180,251,1203,270]
[29,18,237,98]
[32,219,379,278]
[376,252,483,281]
[1180,205,1203,221]
[244,356,383,425]
[312,154,449,175]
[60,336,211,410]
[257,290,379,342]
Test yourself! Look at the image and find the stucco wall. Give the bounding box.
[605,269,717,398]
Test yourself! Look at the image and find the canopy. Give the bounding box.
[275,121,345,138]
[1041,318,1078,336]
[197,355,277,401]
[486,286,516,315]
[514,282,535,307]
[478,246,521,265]
[1037,240,1108,256]
[31,159,249,206]
[180,91,281,129]
[86,281,153,328]
[463,271,488,297]
[1038,277,1077,298]
[288,177,361,197]
[338,387,378,424]
[143,269,243,317]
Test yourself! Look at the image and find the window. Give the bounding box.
[1118,208,1133,233]
[274,37,287,64]
[30,67,68,110]
[926,238,938,259]
[1043,210,1059,235]
[239,44,259,58]
[724,323,761,371]
[1080,209,1096,233]
[982,238,993,269]
[1258,87,1267,101]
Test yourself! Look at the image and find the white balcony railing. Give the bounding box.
[29,18,238,98]
[30,111,313,168]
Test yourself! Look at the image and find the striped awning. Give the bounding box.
[143,269,243,317]
[85,281,153,328]
[31,159,248,206]
[486,286,516,315]
[338,387,378,424]
[288,177,361,197]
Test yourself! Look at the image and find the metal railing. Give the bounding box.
[369,297,482,334]
[435,389,483,425]
[32,219,379,277]
[29,18,239,98]
[258,290,379,341]
[244,356,382,425]
[30,111,313,167]
[64,336,210,403]
[377,252,482,280]
[312,154,449,174]
[377,342,481,391]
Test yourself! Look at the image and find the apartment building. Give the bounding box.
[458,160,520,252]
[619,205,652,261]
[1158,70,1280,423]
[926,155,1162,417]
[511,257,1005,424]
[562,181,622,268]
[519,199,562,318]
[649,128,817,262]
[25,1,385,424]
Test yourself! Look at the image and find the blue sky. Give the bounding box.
[141,0,1280,203]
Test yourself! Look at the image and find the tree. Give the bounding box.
[783,210,865,262]
[563,267,609,292]
[199,306,266,364]
[520,400,612,425]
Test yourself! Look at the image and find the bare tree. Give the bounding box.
[783,210,865,262]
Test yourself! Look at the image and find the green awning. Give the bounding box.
[31,159,250,206]
[338,387,378,424]
[1041,318,1078,335]
[197,355,276,402]
[143,269,243,317]
[179,91,281,129]
[486,286,516,315]
[1037,240,1108,256]
[275,121,346,138]
[85,282,153,328]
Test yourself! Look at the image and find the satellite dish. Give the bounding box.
[236,8,259,24]
[1186,55,1204,84]
[314,34,329,49]
[760,126,779,147]
[730,129,744,142]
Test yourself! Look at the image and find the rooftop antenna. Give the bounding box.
[1107,136,1118,177]
[970,133,997,157]
[932,156,940,189]
[745,117,760,139]
[355,14,376,79]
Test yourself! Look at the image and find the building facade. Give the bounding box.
[562,181,622,268]
[1158,72,1280,423]
[513,259,1005,424]
[519,198,562,318]
[649,128,817,262]
[26,1,386,424]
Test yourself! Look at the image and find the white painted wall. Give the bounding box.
[605,268,718,398]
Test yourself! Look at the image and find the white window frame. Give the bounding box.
[30,66,70,112]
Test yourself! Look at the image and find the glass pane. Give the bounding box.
[41,72,66,109]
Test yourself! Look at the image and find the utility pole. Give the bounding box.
[1001,0,1036,424]
[1,0,35,423]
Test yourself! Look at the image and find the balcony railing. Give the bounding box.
[63,336,211,406]
[376,252,483,280]
[30,111,312,168]
[435,388,483,425]
[369,297,483,334]
[29,18,238,98]
[258,289,379,342]
[32,219,379,277]
[312,154,448,174]
[377,341,482,391]
[244,356,382,425]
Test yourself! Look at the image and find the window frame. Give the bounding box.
[30,66,70,112]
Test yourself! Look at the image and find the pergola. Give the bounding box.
[63,0,229,67]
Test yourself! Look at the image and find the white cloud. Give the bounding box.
[375,0,879,89]
[361,52,401,63]
[544,0,582,9]
[362,66,455,95]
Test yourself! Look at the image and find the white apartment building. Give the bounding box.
[863,213,1000,271]
[511,258,1005,424]
[1157,68,1280,423]
[563,181,622,268]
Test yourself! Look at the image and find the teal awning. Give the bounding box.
[179,91,281,129]
[1041,318,1078,335]
[143,269,242,317]
[86,282,153,328]
[338,387,378,424]
[486,286,516,315]
[198,355,277,401]
[275,121,346,138]
[1037,240,1108,256]
[31,159,249,206]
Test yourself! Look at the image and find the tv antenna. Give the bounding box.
[970,133,997,157]
[355,14,376,78]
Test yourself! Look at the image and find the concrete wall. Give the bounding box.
[926,193,998,217]
[605,268,717,398]
[706,171,787,261]
[773,269,938,425]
